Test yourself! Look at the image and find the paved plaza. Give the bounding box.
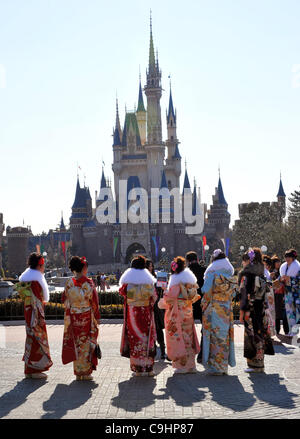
[0,321,299,419]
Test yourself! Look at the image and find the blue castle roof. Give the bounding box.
[72,179,90,209]
[277,178,286,197]
[217,177,227,205]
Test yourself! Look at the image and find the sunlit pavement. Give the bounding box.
[0,321,299,419]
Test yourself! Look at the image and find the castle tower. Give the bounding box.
[165,85,181,188]
[144,15,165,190]
[277,174,286,219]
[7,226,29,275]
[206,173,231,246]
[135,77,147,145]
[69,177,92,255]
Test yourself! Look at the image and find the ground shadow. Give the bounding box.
[159,374,207,407]
[111,376,157,412]
[248,373,298,409]
[273,342,298,355]
[42,381,98,419]
[204,374,256,412]
[0,379,47,418]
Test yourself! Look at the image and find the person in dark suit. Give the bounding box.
[185,251,206,364]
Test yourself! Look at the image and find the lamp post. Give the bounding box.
[261,245,268,254]
[42,251,47,274]
[204,244,210,265]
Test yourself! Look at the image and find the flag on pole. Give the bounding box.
[36,244,40,253]
[226,238,230,257]
[61,241,66,259]
[113,237,118,258]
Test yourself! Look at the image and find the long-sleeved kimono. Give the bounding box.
[119,268,157,373]
[264,269,276,337]
[280,260,300,336]
[62,276,100,376]
[201,260,237,374]
[16,268,53,375]
[158,268,200,371]
[239,263,274,369]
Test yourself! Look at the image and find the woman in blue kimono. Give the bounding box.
[201,249,237,375]
[279,249,300,337]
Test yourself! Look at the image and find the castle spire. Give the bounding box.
[217,174,227,205]
[137,77,146,112]
[149,10,155,69]
[277,173,286,197]
[113,98,122,146]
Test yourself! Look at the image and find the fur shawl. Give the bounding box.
[19,268,50,302]
[204,258,234,279]
[280,260,300,278]
[168,268,197,288]
[119,268,157,286]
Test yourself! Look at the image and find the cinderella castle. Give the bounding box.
[69,19,231,269]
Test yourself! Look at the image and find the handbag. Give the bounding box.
[95,343,102,359]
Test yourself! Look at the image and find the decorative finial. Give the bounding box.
[139,65,141,82]
[194,177,197,187]
[185,158,187,171]
[150,9,152,32]
[218,164,221,178]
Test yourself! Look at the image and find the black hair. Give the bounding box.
[171,256,186,274]
[27,252,43,269]
[69,256,88,273]
[285,249,298,259]
[212,251,226,261]
[185,251,198,263]
[131,255,146,269]
[145,259,156,276]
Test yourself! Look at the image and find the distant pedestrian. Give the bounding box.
[270,255,289,335]
[16,253,53,379]
[279,249,300,337]
[201,249,236,375]
[158,256,200,374]
[119,255,157,377]
[263,255,276,337]
[239,248,274,373]
[146,259,167,360]
[62,256,100,381]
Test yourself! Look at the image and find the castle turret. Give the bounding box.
[135,77,147,145]
[144,15,165,190]
[277,174,286,218]
[165,85,181,186]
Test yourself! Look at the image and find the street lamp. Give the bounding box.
[261,245,268,253]
[204,244,210,265]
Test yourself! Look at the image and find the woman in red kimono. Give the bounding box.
[62,256,100,381]
[119,255,157,376]
[16,252,53,379]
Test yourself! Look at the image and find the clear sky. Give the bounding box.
[0,0,299,234]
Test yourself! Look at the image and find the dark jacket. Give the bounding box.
[188,261,206,320]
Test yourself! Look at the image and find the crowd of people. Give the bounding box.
[14,247,300,380]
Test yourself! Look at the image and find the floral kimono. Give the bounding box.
[119,268,157,373]
[62,276,100,376]
[280,260,300,336]
[239,263,275,370]
[16,268,53,375]
[201,260,237,374]
[265,270,276,337]
[158,268,200,371]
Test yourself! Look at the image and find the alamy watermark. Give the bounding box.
[96,180,205,234]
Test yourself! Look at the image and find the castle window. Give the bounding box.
[171,121,173,127]
[171,136,174,140]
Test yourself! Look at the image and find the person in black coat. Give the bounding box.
[185,251,206,364]
[145,259,167,360]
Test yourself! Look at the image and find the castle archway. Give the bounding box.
[125,242,147,264]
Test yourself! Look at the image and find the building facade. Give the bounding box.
[69,22,231,269]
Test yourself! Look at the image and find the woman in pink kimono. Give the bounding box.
[158,256,201,374]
